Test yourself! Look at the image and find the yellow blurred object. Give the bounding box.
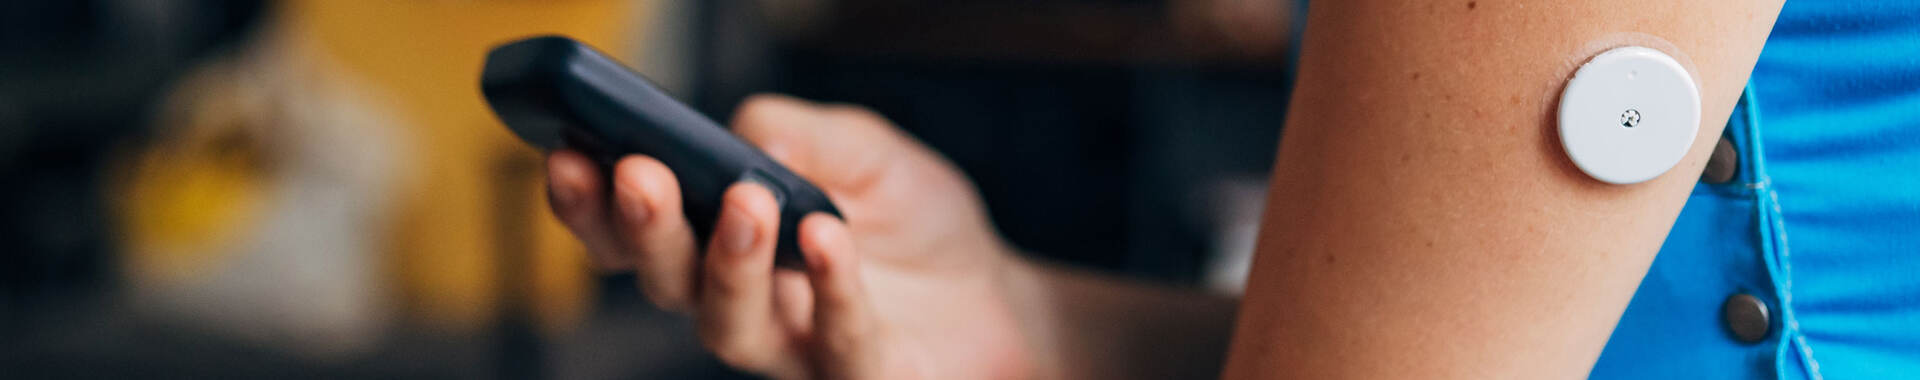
[119,0,651,343]
[284,0,641,333]
[116,33,411,356]
[119,70,271,282]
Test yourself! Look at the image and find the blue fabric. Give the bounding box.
[1591,1,1920,378]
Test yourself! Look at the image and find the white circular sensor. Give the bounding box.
[1558,46,1701,185]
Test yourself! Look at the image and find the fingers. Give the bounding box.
[696,182,792,371]
[799,213,872,334]
[611,155,701,312]
[549,151,705,311]
[801,213,911,380]
[546,150,629,271]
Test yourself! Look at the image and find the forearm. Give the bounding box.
[1003,256,1238,380]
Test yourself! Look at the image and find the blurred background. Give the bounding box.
[0,0,1296,378]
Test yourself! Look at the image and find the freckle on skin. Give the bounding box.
[1324,253,1336,264]
[1411,71,1423,80]
[1468,1,1478,10]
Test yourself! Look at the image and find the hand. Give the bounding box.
[545,94,1041,379]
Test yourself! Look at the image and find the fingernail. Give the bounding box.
[716,205,758,254]
[737,174,785,208]
[803,243,830,272]
[549,178,578,209]
[617,177,650,225]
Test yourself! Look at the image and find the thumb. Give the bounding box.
[728,94,912,190]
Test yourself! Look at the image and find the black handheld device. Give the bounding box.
[480,35,840,269]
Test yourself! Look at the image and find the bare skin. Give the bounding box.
[1223,0,1783,378]
[545,95,1233,380]
[548,95,1014,379]
[547,1,1784,377]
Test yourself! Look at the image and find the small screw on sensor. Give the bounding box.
[1621,109,1642,128]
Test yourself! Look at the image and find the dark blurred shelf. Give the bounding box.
[789,1,1289,66]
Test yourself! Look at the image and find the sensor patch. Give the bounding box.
[1558,46,1701,185]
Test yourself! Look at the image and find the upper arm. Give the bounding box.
[1224,0,1783,378]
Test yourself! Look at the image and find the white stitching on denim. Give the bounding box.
[1769,190,1823,380]
[1745,85,1822,380]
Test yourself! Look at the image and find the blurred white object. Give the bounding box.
[125,24,403,359]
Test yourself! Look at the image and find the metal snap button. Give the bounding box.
[1702,136,1740,184]
[1723,293,1772,344]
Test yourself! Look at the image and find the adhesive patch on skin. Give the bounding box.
[1558,46,1701,185]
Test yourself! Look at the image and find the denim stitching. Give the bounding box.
[1743,84,1822,380]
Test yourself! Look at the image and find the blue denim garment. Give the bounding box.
[1591,1,1920,378]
